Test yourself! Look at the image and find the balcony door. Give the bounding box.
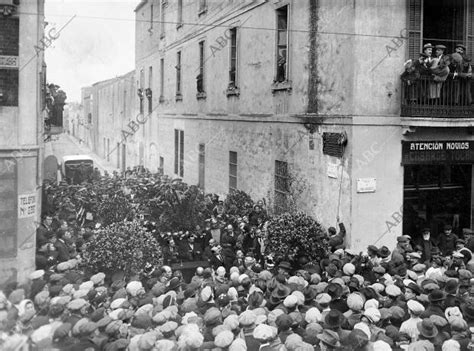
[407,0,474,59]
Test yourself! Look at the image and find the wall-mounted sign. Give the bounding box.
[357,178,376,193]
[18,194,36,219]
[402,141,474,164]
[327,162,339,179]
[0,55,19,69]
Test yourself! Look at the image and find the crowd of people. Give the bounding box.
[3,167,474,350]
[157,199,270,269]
[402,43,472,105]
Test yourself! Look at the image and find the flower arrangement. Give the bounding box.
[82,220,162,277]
[224,189,255,219]
[265,212,328,263]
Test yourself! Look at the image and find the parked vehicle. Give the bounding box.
[61,155,94,184]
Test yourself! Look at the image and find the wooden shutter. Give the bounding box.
[467,0,474,59]
[174,129,179,174]
[407,0,423,59]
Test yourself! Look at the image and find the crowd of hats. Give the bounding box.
[4,236,474,351]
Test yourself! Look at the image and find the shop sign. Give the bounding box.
[0,55,19,69]
[402,141,474,164]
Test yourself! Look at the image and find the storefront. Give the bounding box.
[402,140,474,241]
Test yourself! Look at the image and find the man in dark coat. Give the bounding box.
[178,234,202,261]
[438,224,459,257]
[220,225,237,269]
[328,222,346,252]
[416,228,438,265]
[54,230,70,263]
[209,245,225,271]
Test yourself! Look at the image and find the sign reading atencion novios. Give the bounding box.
[402,141,474,164]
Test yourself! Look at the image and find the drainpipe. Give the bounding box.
[307,0,319,114]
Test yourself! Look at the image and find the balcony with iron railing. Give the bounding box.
[401,75,474,118]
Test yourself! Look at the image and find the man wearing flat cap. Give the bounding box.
[429,44,450,102]
[392,236,411,263]
[452,43,473,105]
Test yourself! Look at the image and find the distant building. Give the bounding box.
[0,0,46,286]
[83,71,138,172]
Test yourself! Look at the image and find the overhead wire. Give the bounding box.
[15,10,428,41]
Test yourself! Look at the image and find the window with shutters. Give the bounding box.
[174,129,184,177]
[407,0,473,59]
[0,18,19,107]
[176,51,182,100]
[159,58,165,103]
[160,1,166,39]
[197,41,206,99]
[229,151,237,191]
[275,5,289,82]
[159,156,164,175]
[198,144,205,190]
[274,160,289,215]
[177,0,183,29]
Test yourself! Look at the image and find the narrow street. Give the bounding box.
[44,133,118,174]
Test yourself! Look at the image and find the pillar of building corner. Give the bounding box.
[0,1,45,288]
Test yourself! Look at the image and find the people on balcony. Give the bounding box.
[450,44,472,106]
[401,53,429,104]
[423,43,434,67]
[429,45,450,103]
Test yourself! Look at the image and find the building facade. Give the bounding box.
[0,0,46,286]
[82,71,139,172]
[127,0,474,251]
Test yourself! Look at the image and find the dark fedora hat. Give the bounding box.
[428,289,446,303]
[325,283,343,300]
[444,279,459,295]
[165,277,182,292]
[303,286,317,303]
[317,329,341,348]
[378,246,391,258]
[346,329,369,348]
[456,43,467,51]
[406,282,422,295]
[248,291,264,308]
[324,310,344,329]
[462,303,474,321]
[417,319,438,339]
[270,283,291,301]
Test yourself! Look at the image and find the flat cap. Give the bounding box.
[67,298,87,311]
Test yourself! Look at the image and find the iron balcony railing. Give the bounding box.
[401,75,474,117]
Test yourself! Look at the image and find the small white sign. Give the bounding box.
[0,55,19,69]
[18,194,36,218]
[357,178,376,193]
[327,163,339,179]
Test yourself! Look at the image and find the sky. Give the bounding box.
[45,0,137,102]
